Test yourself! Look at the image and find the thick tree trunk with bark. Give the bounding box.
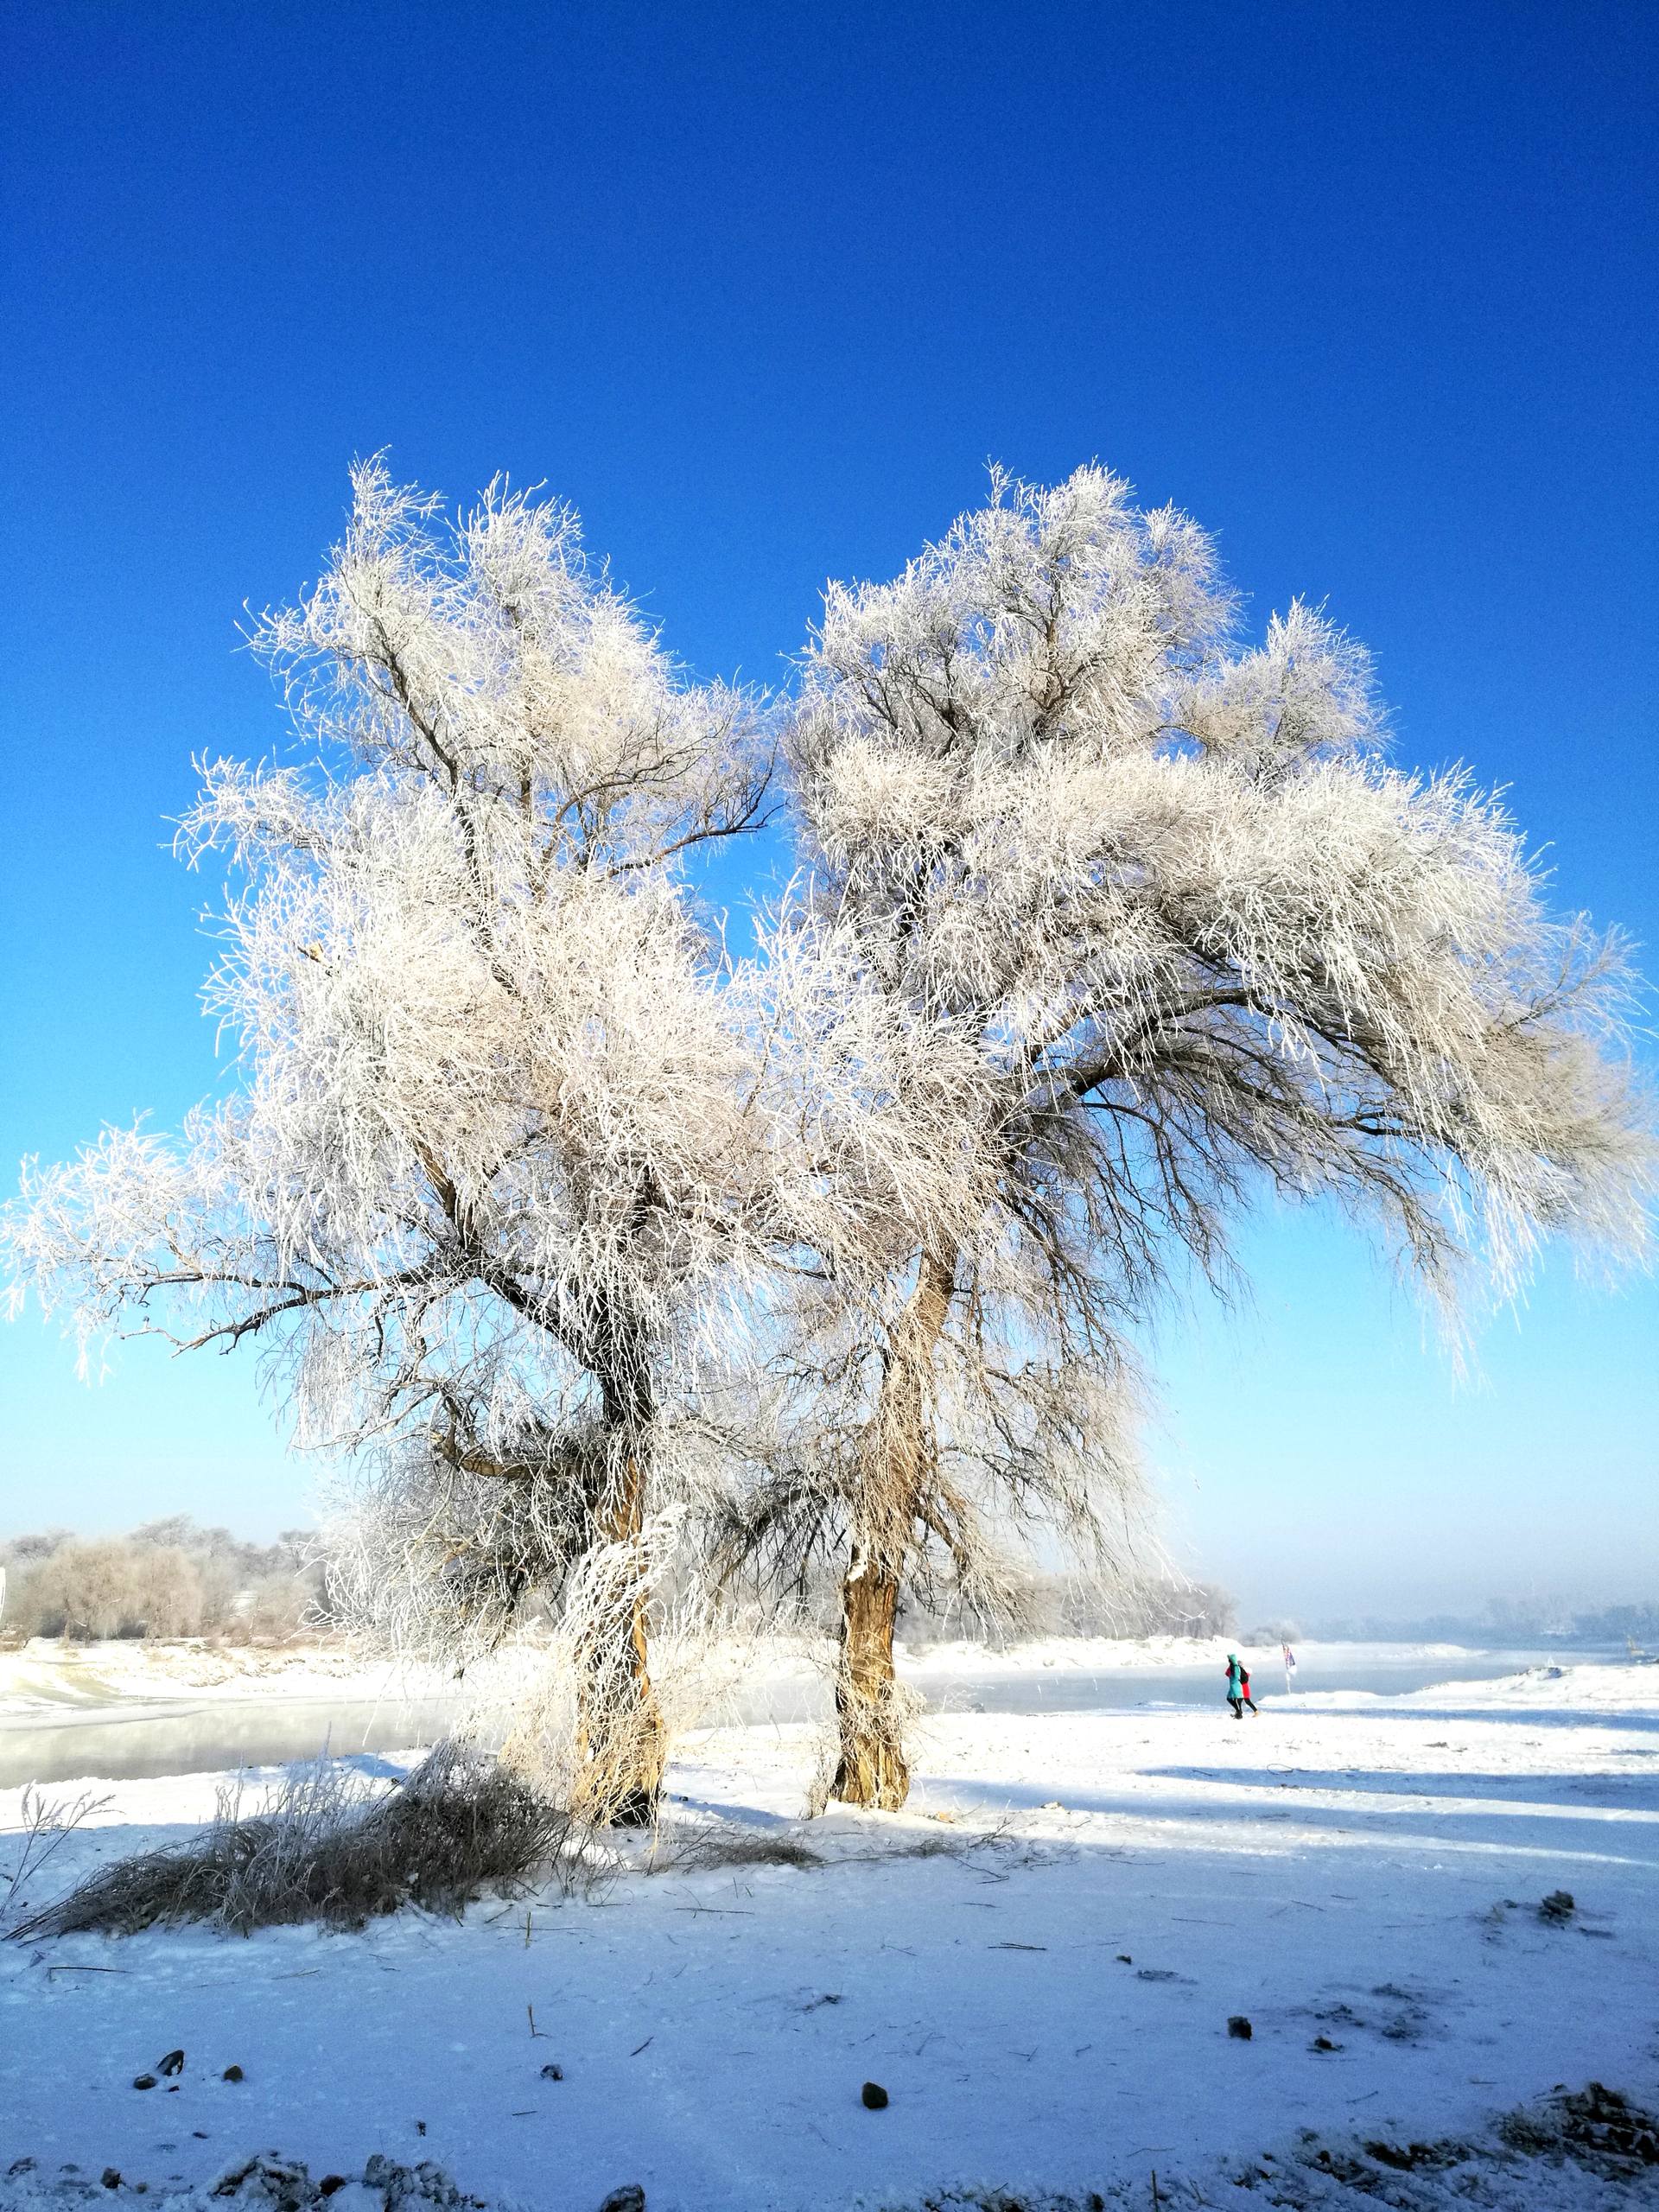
[832,1560,907,1807]
[574,1361,669,1828]
[831,1243,957,1809]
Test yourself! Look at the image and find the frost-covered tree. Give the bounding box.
[4,460,775,1823]
[745,465,1654,1808]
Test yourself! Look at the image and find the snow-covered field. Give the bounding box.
[3,1654,1658,2209]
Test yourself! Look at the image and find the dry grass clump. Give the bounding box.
[1497,2080,1659,2172]
[10,1744,580,1940]
[642,1809,1029,1878]
[647,1822,823,1872]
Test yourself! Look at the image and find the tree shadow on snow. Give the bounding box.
[927,1771,1659,1871]
[1290,1702,1659,1735]
[1149,1764,1659,1807]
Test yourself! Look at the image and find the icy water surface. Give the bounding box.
[916,1644,1624,1713]
[0,1693,472,1787]
[0,1643,1626,1785]
[727,1643,1627,1726]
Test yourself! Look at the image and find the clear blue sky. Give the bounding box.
[2,1,1654,1622]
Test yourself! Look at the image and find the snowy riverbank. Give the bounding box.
[0,1641,449,1723]
[3,1659,1657,2209]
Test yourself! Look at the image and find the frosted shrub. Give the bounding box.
[12,1541,147,1640]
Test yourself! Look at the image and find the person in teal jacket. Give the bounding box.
[1224,1654,1244,1719]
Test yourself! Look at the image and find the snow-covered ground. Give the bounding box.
[3,1656,1657,2209]
[0,1642,449,1722]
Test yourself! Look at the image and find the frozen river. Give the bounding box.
[0,1642,1624,1787]
[0,1688,473,1787]
[866,1642,1624,1717]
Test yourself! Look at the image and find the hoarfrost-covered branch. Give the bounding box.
[744,461,1656,1806]
[4,460,791,1824]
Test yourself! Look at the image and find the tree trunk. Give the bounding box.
[574,1367,668,1828]
[576,1492,667,1827]
[831,1243,957,1810]
[832,1560,907,1807]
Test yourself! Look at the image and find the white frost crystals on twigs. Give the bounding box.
[0,1787,113,1935]
[3,455,1654,1835]
[3,459,790,1825]
[793,464,1653,1321]
[721,461,1657,1809]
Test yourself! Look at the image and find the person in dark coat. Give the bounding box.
[1239,1663,1258,1715]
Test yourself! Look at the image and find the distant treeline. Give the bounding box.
[1572,1604,1659,1644]
[1306,1598,1659,1645]
[0,1519,327,1643]
[0,1524,1238,1650]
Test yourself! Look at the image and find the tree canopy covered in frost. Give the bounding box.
[730,463,1655,1804]
[5,457,1653,1822]
[5,461,787,1819]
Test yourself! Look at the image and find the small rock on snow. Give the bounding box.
[597,2190,646,2212]
[131,2076,156,2092]
[221,2066,244,2083]
[861,2082,890,2109]
[1228,2015,1254,2040]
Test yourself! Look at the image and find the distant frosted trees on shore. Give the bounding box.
[0,1520,320,1642]
[7,460,1653,1814]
